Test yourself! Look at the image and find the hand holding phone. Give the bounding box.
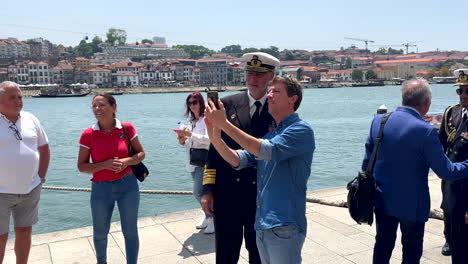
[207,91,219,109]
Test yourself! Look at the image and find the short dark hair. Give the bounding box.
[271,76,303,111]
[93,93,117,117]
[184,91,205,121]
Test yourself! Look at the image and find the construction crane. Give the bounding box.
[402,41,422,54]
[344,37,375,50]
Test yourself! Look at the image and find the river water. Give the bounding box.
[19,84,456,235]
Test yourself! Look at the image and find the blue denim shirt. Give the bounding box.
[237,113,315,233]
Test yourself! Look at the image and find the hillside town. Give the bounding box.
[1,34,467,89]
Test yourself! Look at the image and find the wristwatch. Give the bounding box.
[40,177,46,183]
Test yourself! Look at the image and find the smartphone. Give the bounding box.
[207,91,219,109]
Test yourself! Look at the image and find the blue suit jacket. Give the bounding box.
[362,106,468,222]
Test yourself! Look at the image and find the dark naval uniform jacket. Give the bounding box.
[439,104,468,216]
[202,91,273,264]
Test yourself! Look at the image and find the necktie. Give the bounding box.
[252,101,262,123]
[251,101,263,138]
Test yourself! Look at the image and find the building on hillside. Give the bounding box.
[74,70,90,84]
[320,69,352,81]
[68,57,91,71]
[0,68,8,82]
[26,38,51,59]
[351,57,373,68]
[139,68,156,84]
[101,43,188,59]
[282,67,304,80]
[301,66,321,83]
[0,38,30,59]
[198,59,229,86]
[374,58,436,79]
[27,61,50,84]
[88,68,111,87]
[115,73,139,87]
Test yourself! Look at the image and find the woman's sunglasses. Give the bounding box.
[188,100,199,106]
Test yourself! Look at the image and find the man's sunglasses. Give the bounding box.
[188,100,199,106]
[9,124,22,140]
[456,88,468,95]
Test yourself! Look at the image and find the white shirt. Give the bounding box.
[184,116,210,172]
[247,92,268,118]
[0,111,48,194]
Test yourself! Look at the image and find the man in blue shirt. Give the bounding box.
[203,77,314,264]
[362,79,468,264]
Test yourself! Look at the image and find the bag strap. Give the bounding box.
[366,112,393,174]
[121,122,134,156]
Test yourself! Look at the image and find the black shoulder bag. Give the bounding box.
[189,121,209,167]
[347,112,392,225]
[122,123,149,182]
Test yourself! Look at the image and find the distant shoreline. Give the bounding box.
[21,86,247,97]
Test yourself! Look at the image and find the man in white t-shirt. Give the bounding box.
[0,81,50,264]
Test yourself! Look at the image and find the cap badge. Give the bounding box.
[459,71,468,82]
[231,114,236,120]
[250,55,262,67]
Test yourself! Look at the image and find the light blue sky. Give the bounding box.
[1,0,465,52]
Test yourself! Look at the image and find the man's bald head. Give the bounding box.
[401,79,432,107]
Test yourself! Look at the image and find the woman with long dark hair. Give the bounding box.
[174,91,214,234]
[77,93,145,264]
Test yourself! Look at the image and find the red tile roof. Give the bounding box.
[374,58,434,64]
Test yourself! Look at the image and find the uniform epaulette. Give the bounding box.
[445,104,460,143]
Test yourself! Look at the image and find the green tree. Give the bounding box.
[284,51,297,60]
[173,45,213,59]
[436,59,457,70]
[142,39,154,44]
[366,70,377,80]
[74,40,94,58]
[387,48,404,55]
[91,36,103,53]
[259,46,280,58]
[352,69,364,82]
[106,28,127,46]
[242,47,260,54]
[221,44,242,55]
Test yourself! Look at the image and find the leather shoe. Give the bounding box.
[441,242,451,256]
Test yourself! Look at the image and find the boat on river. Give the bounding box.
[32,86,90,98]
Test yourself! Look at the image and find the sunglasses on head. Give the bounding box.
[188,100,199,106]
[456,88,468,95]
[9,124,22,140]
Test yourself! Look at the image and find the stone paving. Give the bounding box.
[4,174,450,263]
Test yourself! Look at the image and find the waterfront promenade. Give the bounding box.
[4,173,449,263]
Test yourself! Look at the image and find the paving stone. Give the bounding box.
[301,238,354,264]
[3,244,51,264]
[308,212,362,236]
[112,224,182,258]
[138,248,200,264]
[307,220,370,256]
[49,237,95,264]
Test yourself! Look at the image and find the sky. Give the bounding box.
[1,0,466,52]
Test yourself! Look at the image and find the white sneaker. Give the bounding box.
[196,215,209,229]
[203,217,215,234]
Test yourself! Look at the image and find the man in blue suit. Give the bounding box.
[362,79,468,264]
